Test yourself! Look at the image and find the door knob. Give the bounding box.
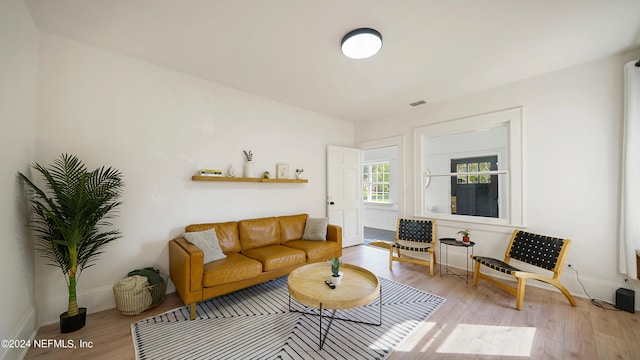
[329,201,335,205]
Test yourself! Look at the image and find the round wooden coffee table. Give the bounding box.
[287,262,382,349]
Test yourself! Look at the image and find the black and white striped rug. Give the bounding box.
[132,276,445,360]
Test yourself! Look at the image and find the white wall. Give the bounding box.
[0,1,39,359]
[356,52,640,308]
[34,34,354,325]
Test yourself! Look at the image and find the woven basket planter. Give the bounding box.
[113,273,168,316]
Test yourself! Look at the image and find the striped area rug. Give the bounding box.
[132,276,445,360]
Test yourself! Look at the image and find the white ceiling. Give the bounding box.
[24,0,640,122]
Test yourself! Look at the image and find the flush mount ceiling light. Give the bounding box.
[341,28,383,59]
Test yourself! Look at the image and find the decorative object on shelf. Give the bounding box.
[329,257,343,286]
[226,164,235,177]
[243,150,254,178]
[262,171,271,179]
[295,168,304,179]
[198,169,223,177]
[457,229,471,244]
[276,163,289,179]
[18,153,124,333]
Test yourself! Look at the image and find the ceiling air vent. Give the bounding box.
[409,100,427,107]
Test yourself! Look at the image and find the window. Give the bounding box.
[414,108,523,226]
[363,162,390,203]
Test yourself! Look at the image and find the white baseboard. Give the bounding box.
[36,281,175,327]
[0,308,37,360]
[443,253,636,311]
[37,284,116,327]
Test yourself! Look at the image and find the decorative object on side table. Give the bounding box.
[18,153,124,333]
[262,171,271,179]
[276,163,289,179]
[457,229,471,244]
[295,168,304,179]
[329,257,343,285]
[243,150,254,178]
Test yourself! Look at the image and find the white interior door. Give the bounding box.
[327,145,362,247]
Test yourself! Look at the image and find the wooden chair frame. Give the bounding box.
[471,229,577,310]
[389,218,436,276]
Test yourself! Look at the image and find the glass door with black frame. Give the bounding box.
[450,155,499,218]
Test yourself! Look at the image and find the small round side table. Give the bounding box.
[439,237,475,284]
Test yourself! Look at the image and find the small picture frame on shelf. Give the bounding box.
[276,164,289,179]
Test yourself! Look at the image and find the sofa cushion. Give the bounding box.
[202,253,263,287]
[242,245,306,271]
[239,217,280,252]
[185,221,241,253]
[182,228,227,264]
[279,214,308,243]
[302,217,329,240]
[283,240,339,262]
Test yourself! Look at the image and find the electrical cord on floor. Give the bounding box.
[568,265,621,311]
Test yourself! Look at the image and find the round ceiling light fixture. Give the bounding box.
[341,28,383,59]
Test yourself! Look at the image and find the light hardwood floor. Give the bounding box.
[26,245,639,359]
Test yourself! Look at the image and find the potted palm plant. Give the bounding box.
[18,154,124,333]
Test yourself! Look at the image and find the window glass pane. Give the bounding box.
[479,162,491,184]
[424,176,452,214]
[456,163,467,184]
[363,161,391,203]
[467,163,479,184]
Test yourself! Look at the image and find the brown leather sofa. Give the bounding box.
[169,214,342,319]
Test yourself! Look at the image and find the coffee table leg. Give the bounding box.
[288,292,382,350]
[319,303,337,350]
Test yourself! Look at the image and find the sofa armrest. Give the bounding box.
[327,224,342,249]
[169,237,205,296]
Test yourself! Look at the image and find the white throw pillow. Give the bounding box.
[301,217,329,240]
[183,228,227,263]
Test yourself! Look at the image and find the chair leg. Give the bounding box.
[515,278,527,310]
[388,248,394,270]
[472,260,481,286]
[429,251,434,276]
[548,279,578,307]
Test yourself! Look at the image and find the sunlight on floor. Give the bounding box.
[436,324,536,356]
[395,322,438,352]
